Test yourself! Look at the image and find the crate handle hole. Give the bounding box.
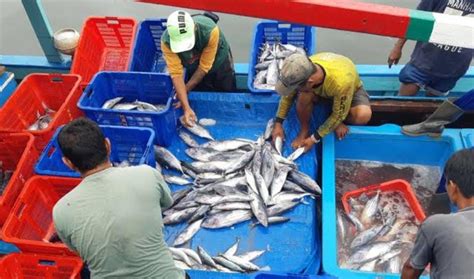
[15,202,26,218]
[38,260,57,267]
[107,20,120,25]
[244,104,251,109]
[278,23,291,29]
[86,89,94,98]
[47,147,56,158]
[51,77,63,83]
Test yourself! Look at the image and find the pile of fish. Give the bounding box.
[253,42,307,90]
[337,190,420,273]
[28,107,55,131]
[155,117,321,251]
[0,161,14,195]
[101,97,167,112]
[170,238,267,273]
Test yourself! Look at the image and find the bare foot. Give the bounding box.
[291,129,310,149]
[335,123,349,140]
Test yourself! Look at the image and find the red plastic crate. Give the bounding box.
[0,74,83,151]
[0,133,38,225]
[2,176,81,255]
[71,16,137,88]
[0,253,82,279]
[341,179,426,222]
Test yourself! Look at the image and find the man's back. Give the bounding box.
[410,206,474,279]
[53,165,184,278]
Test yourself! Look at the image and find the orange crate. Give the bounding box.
[0,74,83,151]
[341,179,426,222]
[0,133,38,225]
[2,176,81,255]
[71,16,137,88]
[0,253,82,279]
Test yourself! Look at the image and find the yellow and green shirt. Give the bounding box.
[276,52,363,138]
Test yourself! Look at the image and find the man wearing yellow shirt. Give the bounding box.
[161,10,235,126]
[272,53,372,151]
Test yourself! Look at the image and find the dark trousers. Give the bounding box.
[190,53,236,92]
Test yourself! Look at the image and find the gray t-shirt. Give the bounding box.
[409,206,474,279]
[53,165,185,279]
[410,0,473,78]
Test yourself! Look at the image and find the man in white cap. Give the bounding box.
[161,10,235,126]
[272,53,372,151]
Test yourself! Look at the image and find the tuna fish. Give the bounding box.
[180,117,214,140]
[178,130,199,147]
[173,218,204,246]
[154,145,183,173]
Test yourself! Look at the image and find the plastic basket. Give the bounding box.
[0,253,82,279]
[71,16,137,88]
[0,72,17,108]
[0,133,38,225]
[2,176,81,255]
[341,179,426,222]
[248,21,316,94]
[129,19,168,73]
[78,72,177,146]
[0,74,83,151]
[35,125,156,178]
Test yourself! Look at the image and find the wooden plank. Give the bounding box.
[370,99,442,113]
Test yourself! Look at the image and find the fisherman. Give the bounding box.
[52,118,186,279]
[271,53,372,151]
[387,0,473,97]
[401,148,474,279]
[402,89,474,136]
[161,10,236,127]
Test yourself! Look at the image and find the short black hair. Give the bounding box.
[58,117,108,173]
[444,148,474,198]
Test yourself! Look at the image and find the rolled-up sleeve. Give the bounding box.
[199,27,220,73]
[161,41,184,78]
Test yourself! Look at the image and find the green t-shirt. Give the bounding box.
[53,165,184,279]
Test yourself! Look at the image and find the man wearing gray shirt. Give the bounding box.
[52,118,186,279]
[402,148,474,279]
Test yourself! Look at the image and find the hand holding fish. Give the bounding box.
[183,107,197,127]
[271,122,285,144]
[299,136,317,152]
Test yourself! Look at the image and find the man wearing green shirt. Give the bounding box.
[52,118,185,278]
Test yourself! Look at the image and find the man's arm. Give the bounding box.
[275,92,297,123]
[401,261,425,279]
[153,169,174,209]
[52,206,77,253]
[388,38,407,68]
[316,86,353,139]
[186,27,220,92]
[402,223,432,279]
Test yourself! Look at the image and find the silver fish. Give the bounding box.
[249,192,269,227]
[221,254,260,272]
[164,175,192,186]
[252,147,263,175]
[113,103,138,110]
[255,60,272,71]
[237,250,266,262]
[225,149,256,175]
[202,210,253,229]
[270,166,291,198]
[173,218,203,246]
[174,260,190,270]
[288,170,321,195]
[259,42,272,62]
[360,259,377,272]
[154,146,183,173]
[179,130,199,147]
[180,248,203,265]
[268,192,312,206]
[171,188,192,206]
[198,118,217,126]
[223,238,240,257]
[263,118,274,140]
[183,160,233,174]
[267,201,300,217]
[200,140,251,152]
[387,255,401,273]
[169,247,194,266]
[195,194,252,205]
[185,147,222,162]
[360,191,381,226]
[282,180,306,193]
[261,145,275,188]
[211,185,247,197]
[254,172,270,205]
[251,216,289,228]
[350,224,385,249]
[163,207,198,225]
[287,147,305,161]
[102,97,124,109]
[173,200,199,210]
[274,136,283,155]
[348,241,399,265]
[134,100,159,112]
[346,211,365,232]
[378,249,402,265]
[180,117,214,140]
[215,263,234,273]
[188,205,210,223]
[245,168,259,194]
[213,256,245,273]
[266,59,279,86]
[214,202,251,211]
[337,210,346,245]
[272,153,297,168]
[197,246,218,269]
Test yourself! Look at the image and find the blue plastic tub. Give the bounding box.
[321,124,464,279]
[78,72,176,146]
[248,21,316,94]
[164,92,330,278]
[35,125,156,178]
[129,18,168,73]
[0,72,17,108]
[461,129,474,148]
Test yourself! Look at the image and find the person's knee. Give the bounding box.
[349,106,372,125]
[399,83,419,96]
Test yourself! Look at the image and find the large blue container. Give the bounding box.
[321,124,464,279]
[0,72,17,108]
[164,92,329,278]
[129,19,168,73]
[78,72,177,146]
[461,129,474,148]
[248,21,316,94]
[35,125,156,178]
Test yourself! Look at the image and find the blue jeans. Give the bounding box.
[399,63,460,96]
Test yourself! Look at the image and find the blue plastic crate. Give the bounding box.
[129,19,168,73]
[35,125,156,178]
[0,72,17,108]
[248,21,316,94]
[78,72,177,146]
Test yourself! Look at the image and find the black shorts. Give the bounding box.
[191,52,236,92]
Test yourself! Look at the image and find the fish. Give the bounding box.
[249,192,269,227]
[182,160,234,174]
[202,210,253,229]
[272,153,297,168]
[387,255,401,273]
[134,100,159,112]
[188,205,210,223]
[337,210,346,245]
[350,224,385,249]
[377,249,402,265]
[212,185,247,196]
[215,263,234,273]
[164,175,192,186]
[237,250,266,262]
[174,260,190,270]
[270,166,291,198]
[282,180,306,193]
[178,130,199,147]
[223,238,240,257]
[254,172,270,205]
[198,118,217,126]
[185,147,223,162]
[200,140,251,152]
[251,216,290,228]
[347,241,399,265]
[169,247,194,266]
[112,103,138,111]
[180,248,203,265]
[288,170,321,195]
[360,191,381,226]
[171,188,192,206]
[154,146,183,173]
[261,145,276,188]
[259,42,272,62]
[221,254,260,272]
[195,194,253,206]
[359,259,377,272]
[173,200,200,210]
[266,59,279,86]
[102,97,124,109]
[263,119,274,140]
[287,147,305,161]
[251,147,263,176]
[255,60,272,71]
[267,201,300,217]
[245,168,259,194]
[213,256,245,273]
[173,218,204,246]
[180,117,214,140]
[346,211,365,232]
[274,136,283,155]
[225,149,256,174]
[197,246,219,269]
[163,207,198,225]
[214,202,252,211]
[268,192,312,205]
